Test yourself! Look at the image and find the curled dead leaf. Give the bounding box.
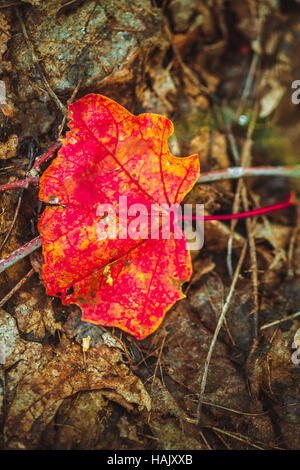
[4,334,150,449]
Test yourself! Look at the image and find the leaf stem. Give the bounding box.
[180,193,295,221]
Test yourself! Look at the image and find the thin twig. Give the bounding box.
[0,175,39,192]
[196,241,247,428]
[0,142,41,252]
[0,195,22,252]
[197,164,300,184]
[242,189,259,337]
[0,236,41,274]
[235,52,260,119]
[151,335,166,388]
[188,396,267,416]
[260,311,300,330]
[226,125,240,165]
[226,178,243,277]
[226,101,257,287]
[209,426,265,450]
[0,142,60,193]
[241,109,259,337]
[288,205,300,278]
[0,194,294,275]
[226,137,253,277]
[58,80,82,138]
[0,161,297,193]
[199,431,212,450]
[203,275,236,346]
[32,141,61,172]
[0,268,35,307]
[201,193,294,221]
[213,429,232,450]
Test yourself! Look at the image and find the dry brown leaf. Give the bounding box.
[4,334,150,449]
[153,301,274,447]
[0,135,18,160]
[259,76,286,118]
[253,221,291,251]
[187,256,215,282]
[189,131,210,167]
[45,391,117,449]
[0,309,43,370]
[13,287,63,340]
[0,309,43,429]
[147,378,204,450]
[0,100,16,119]
[0,12,10,62]
[246,280,300,448]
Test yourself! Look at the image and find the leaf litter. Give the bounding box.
[0,0,300,450]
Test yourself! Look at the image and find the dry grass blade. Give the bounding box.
[188,396,267,417]
[288,205,300,277]
[196,241,248,427]
[210,426,266,450]
[0,267,35,307]
[0,194,22,252]
[260,311,300,330]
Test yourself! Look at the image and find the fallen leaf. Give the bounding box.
[0,309,42,370]
[148,378,204,450]
[152,300,274,446]
[13,287,63,340]
[259,76,285,118]
[38,94,200,339]
[0,12,10,62]
[0,309,43,429]
[46,390,113,450]
[4,334,150,449]
[253,221,291,250]
[0,134,18,160]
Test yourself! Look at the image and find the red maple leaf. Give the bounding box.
[38,94,200,339]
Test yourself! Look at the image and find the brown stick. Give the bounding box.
[0,194,22,251]
[0,268,35,307]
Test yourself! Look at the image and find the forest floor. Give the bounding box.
[0,0,300,450]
